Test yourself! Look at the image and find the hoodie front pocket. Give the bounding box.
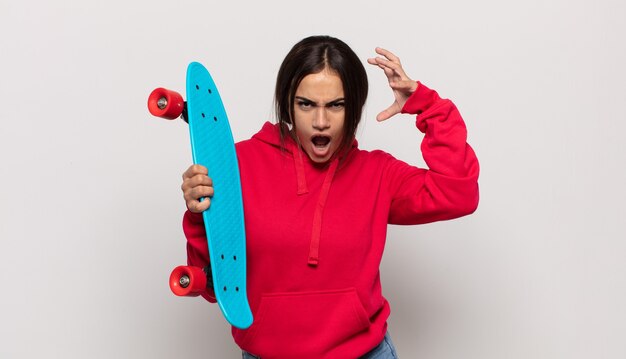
[241,287,370,357]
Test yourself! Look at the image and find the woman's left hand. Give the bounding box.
[367,48,418,122]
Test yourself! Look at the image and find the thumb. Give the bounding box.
[376,103,399,122]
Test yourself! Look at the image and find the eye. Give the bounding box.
[328,102,345,111]
[297,100,314,110]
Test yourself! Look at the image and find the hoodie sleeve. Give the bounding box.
[182,210,217,302]
[385,82,479,225]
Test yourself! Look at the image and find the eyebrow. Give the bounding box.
[295,96,345,106]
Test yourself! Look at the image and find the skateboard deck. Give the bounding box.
[149,62,253,329]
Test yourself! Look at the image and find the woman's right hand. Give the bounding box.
[181,164,214,213]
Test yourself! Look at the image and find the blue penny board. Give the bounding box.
[186,62,252,329]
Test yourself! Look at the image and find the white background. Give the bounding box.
[1,0,625,358]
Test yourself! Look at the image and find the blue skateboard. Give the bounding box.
[148,62,253,329]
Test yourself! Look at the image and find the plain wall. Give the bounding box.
[1,0,624,357]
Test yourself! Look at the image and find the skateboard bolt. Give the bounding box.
[179,275,190,288]
[157,97,168,110]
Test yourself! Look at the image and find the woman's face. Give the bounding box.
[293,69,345,164]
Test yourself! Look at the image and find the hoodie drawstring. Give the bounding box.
[293,146,309,196]
[307,158,339,267]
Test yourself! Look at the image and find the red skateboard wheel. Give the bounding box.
[147,88,184,119]
[169,266,207,296]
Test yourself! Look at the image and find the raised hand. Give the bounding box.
[367,47,418,122]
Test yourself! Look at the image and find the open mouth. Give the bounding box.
[312,135,331,148]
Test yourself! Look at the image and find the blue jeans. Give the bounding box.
[241,331,399,358]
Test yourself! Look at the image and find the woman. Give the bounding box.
[181,35,479,358]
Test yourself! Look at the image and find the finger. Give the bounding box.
[368,60,395,80]
[370,57,408,79]
[376,109,393,122]
[187,197,211,213]
[184,185,213,212]
[190,185,214,201]
[374,47,401,64]
[367,57,383,66]
[181,174,213,194]
[368,58,400,83]
[376,103,401,122]
[370,61,405,86]
[182,183,214,204]
[189,174,213,188]
[389,79,418,93]
[367,57,396,69]
[182,164,208,180]
[368,57,403,78]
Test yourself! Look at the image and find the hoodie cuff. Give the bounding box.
[184,210,205,225]
[401,81,441,116]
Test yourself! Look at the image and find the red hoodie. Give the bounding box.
[183,82,479,358]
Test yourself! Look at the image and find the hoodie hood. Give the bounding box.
[252,122,310,195]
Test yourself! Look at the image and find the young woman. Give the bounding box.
[181,36,479,358]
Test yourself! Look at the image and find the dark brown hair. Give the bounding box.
[274,35,368,156]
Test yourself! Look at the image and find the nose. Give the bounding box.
[312,108,330,130]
